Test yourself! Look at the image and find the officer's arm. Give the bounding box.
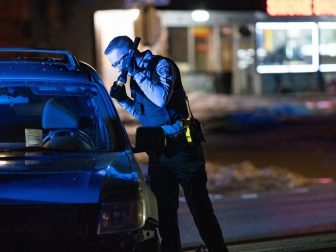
[133,59,172,108]
[118,97,141,120]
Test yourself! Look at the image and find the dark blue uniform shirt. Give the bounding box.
[118,50,185,136]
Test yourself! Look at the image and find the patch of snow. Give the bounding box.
[205,160,311,195]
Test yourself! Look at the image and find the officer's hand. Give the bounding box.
[110,82,127,102]
[127,61,139,77]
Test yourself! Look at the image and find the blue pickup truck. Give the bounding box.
[0,48,163,252]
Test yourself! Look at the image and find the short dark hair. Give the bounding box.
[104,36,133,55]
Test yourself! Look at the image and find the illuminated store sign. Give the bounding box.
[267,0,336,16]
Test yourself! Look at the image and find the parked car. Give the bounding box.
[0,48,164,252]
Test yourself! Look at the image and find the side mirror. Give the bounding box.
[133,126,165,153]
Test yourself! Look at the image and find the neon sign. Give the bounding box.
[314,0,336,15]
[267,0,336,16]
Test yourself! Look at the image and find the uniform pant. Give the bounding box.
[148,142,229,252]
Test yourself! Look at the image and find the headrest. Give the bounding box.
[42,98,78,129]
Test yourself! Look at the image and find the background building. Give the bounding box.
[2,0,336,95]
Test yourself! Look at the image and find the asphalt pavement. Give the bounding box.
[179,183,336,251]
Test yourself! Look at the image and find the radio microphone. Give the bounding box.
[116,37,141,86]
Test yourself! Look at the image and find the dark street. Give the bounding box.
[175,111,336,251]
[2,0,336,251]
[180,183,336,251]
[203,115,336,179]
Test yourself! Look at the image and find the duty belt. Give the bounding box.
[166,130,188,145]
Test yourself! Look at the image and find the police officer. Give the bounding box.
[105,35,229,252]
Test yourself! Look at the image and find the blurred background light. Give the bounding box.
[129,9,141,22]
[191,10,210,22]
[0,160,8,166]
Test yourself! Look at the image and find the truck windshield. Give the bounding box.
[0,82,118,152]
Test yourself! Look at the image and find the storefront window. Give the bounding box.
[220,26,233,71]
[319,22,336,72]
[192,27,214,71]
[256,22,319,73]
[167,27,188,63]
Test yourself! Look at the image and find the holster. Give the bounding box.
[182,117,205,144]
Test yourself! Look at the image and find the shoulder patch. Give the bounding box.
[156,59,171,75]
